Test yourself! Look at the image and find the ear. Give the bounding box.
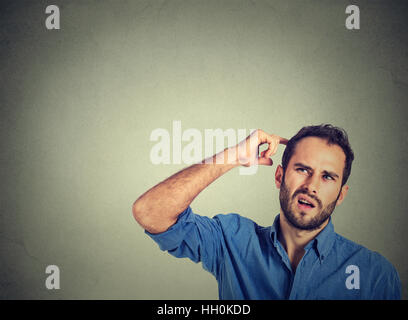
[275,165,284,189]
[336,185,349,206]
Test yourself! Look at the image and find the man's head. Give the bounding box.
[275,124,354,231]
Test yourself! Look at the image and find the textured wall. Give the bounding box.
[0,0,407,299]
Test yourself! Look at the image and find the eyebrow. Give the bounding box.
[293,162,340,179]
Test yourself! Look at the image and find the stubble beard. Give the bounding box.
[279,174,340,231]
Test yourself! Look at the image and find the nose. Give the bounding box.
[304,173,320,194]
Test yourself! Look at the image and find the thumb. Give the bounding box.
[258,157,273,166]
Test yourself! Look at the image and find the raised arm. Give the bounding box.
[132,129,287,234]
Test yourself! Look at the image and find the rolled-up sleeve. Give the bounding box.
[145,206,225,278]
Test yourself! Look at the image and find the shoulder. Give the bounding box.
[334,233,394,270]
[212,212,268,238]
[334,233,401,293]
[212,212,259,231]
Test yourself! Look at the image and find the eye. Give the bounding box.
[296,168,308,174]
[323,174,334,181]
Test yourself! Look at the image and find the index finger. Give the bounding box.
[279,137,289,145]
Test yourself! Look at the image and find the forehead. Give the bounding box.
[289,137,346,174]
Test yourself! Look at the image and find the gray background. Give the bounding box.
[0,0,407,299]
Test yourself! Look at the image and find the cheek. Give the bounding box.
[289,178,306,195]
[285,173,302,188]
[322,184,342,204]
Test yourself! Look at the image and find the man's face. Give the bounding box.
[275,137,349,231]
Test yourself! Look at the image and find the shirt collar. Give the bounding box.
[269,214,281,248]
[269,214,336,262]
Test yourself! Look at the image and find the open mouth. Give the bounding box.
[297,196,316,209]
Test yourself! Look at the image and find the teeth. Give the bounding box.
[299,199,312,206]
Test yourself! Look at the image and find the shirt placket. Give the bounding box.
[287,248,314,300]
[274,241,298,299]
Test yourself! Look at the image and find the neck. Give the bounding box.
[277,211,329,271]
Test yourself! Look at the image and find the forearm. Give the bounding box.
[132,147,239,233]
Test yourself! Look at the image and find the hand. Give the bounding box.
[232,129,288,167]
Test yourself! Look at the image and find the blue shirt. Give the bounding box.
[146,206,401,300]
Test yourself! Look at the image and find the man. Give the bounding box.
[132,124,401,299]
